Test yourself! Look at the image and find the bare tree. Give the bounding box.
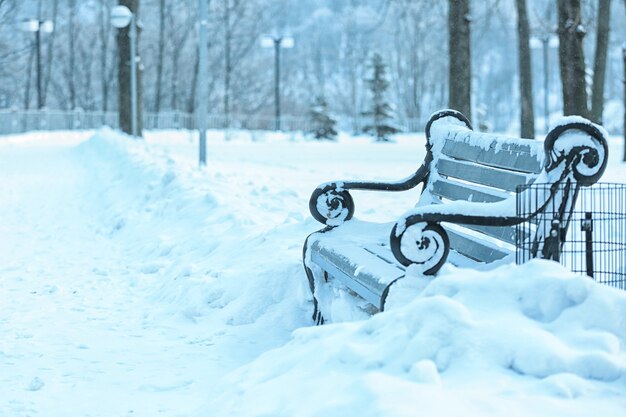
[186,0,221,115]
[557,0,589,117]
[0,0,11,24]
[337,0,372,132]
[0,0,19,107]
[186,46,199,114]
[154,0,165,112]
[448,0,472,121]
[167,1,193,111]
[41,0,58,108]
[97,0,116,113]
[590,0,611,124]
[23,46,35,110]
[68,0,76,109]
[223,0,232,125]
[218,0,262,122]
[116,0,143,136]
[392,1,426,121]
[558,0,614,124]
[78,31,96,110]
[516,0,535,138]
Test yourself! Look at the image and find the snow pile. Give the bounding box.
[203,260,626,416]
[75,128,312,332]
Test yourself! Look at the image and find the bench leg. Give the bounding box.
[303,263,324,324]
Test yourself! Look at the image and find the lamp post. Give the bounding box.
[20,19,54,109]
[197,0,209,166]
[530,34,558,132]
[111,5,138,138]
[261,35,294,131]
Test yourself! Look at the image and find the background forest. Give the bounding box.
[0,0,624,134]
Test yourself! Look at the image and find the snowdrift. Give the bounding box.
[3,128,623,417]
[75,128,313,344]
[203,260,626,417]
[85,129,626,417]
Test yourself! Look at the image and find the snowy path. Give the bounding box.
[0,135,250,416]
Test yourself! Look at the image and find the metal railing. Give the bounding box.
[0,109,429,135]
[516,182,626,290]
[0,110,119,135]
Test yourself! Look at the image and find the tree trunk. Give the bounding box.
[448,0,472,121]
[171,47,180,110]
[23,45,34,110]
[68,0,76,110]
[116,0,143,136]
[224,0,232,127]
[516,0,535,138]
[187,49,199,114]
[154,0,165,112]
[98,0,111,113]
[557,0,589,117]
[42,0,58,108]
[590,0,611,124]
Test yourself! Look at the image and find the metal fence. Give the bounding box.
[516,182,626,290]
[0,109,429,135]
[0,110,119,135]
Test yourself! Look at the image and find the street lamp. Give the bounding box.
[261,34,294,131]
[20,19,54,109]
[530,34,558,132]
[197,0,209,166]
[111,5,138,138]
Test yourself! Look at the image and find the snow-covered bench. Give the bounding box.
[303,109,608,324]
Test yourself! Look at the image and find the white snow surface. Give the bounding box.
[1,128,625,416]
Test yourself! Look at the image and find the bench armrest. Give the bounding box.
[308,110,474,227]
[388,198,524,274]
[309,162,431,226]
[390,117,609,275]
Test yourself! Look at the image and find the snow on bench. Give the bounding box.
[303,109,609,324]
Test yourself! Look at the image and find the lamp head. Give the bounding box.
[40,20,54,33]
[281,37,294,49]
[260,36,274,48]
[19,19,39,32]
[111,5,132,29]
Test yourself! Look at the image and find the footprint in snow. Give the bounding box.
[27,377,44,391]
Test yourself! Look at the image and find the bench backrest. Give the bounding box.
[418,111,607,266]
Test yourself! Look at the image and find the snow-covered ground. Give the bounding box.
[1,128,625,417]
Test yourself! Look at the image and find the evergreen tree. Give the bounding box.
[363,53,400,142]
[309,95,338,140]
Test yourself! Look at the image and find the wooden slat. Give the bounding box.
[441,139,542,174]
[365,228,515,265]
[310,241,405,308]
[460,223,519,245]
[445,227,511,263]
[362,243,398,265]
[430,178,510,203]
[447,250,484,269]
[436,157,533,193]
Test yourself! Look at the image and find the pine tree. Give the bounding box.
[363,53,400,142]
[309,95,338,140]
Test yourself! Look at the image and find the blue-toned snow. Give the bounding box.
[0,128,624,417]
